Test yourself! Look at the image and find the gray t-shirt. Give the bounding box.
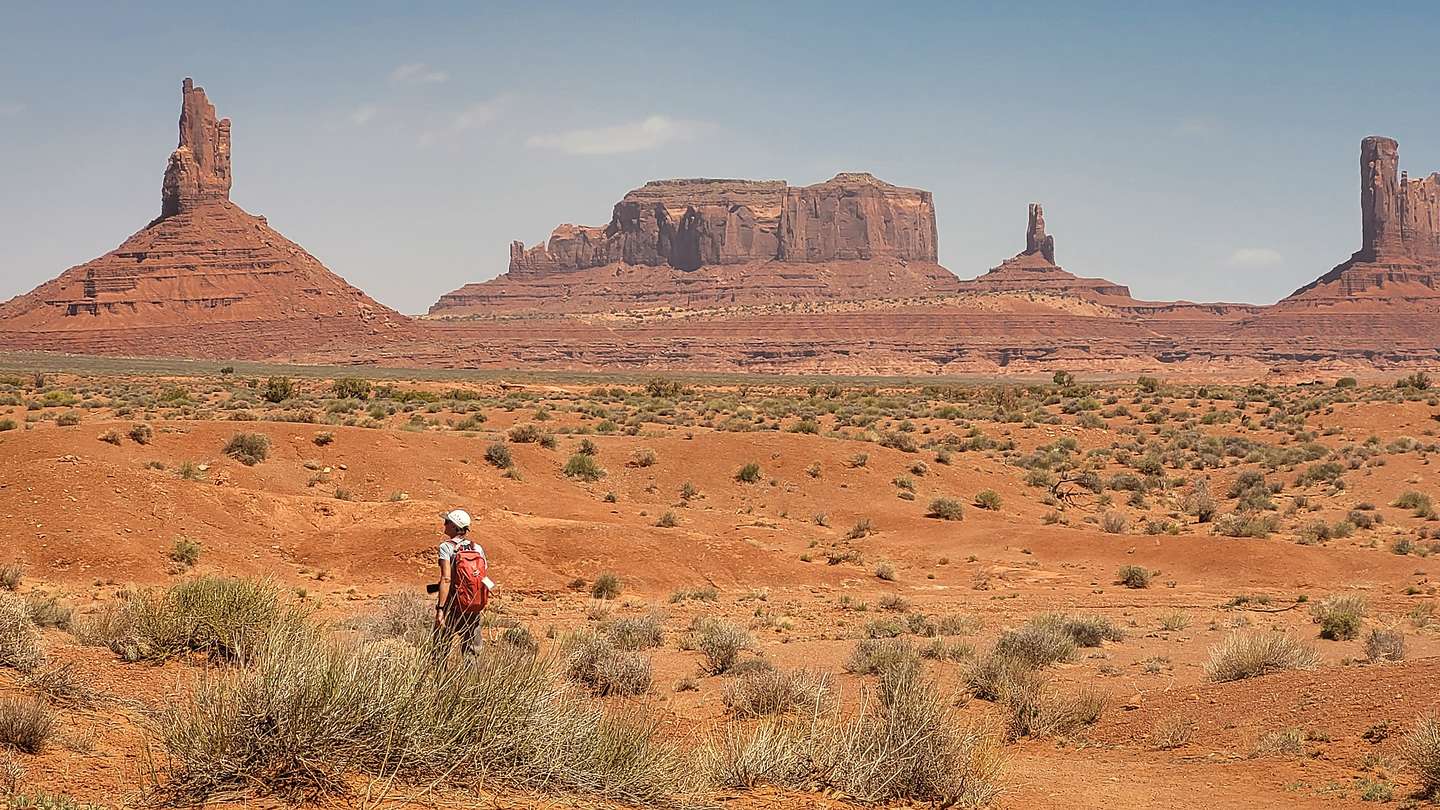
[439,537,486,565]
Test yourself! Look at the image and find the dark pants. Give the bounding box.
[432,608,483,664]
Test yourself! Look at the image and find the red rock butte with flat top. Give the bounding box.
[0,78,412,360]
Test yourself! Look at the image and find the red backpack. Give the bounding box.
[451,543,491,614]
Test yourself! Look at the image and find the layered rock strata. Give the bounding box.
[0,78,410,359]
[960,205,1132,299]
[1286,137,1440,302]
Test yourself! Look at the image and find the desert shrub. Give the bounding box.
[723,668,832,718]
[156,629,688,804]
[98,429,122,446]
[101,577,304,663]
[1151,716,1194,750]
[564,633,652,696]
[694,619,752,675]
[668,586,718,604]
[1395,490,1434,516]
[577,438,599,456]
[1101,511,1128,534]
[735,462,763,483]
[1000,676,1106,741]
[331,377,371,400]
[1116,565,1152,589]
[0,564,21,591]
[1048,613,1124,647]
[0,595,44,673]
[655,511,679,528]
[261,376,296,403]
[1182,481,1217,522]
[55,411,81,427]
[701,670,1002,804]
[964,653,1034,702]
[973,490,1002,511]
[590,573,621,600]
[223,432,270,466]
[0,419,14,432]
[1203,632,1320,682]
[846,638,920,677]
[1365,628,1406,662]
[128,422,154,444]
[1214,510,1281,538]
[500,624,539,654]
[927,498,965,521]
[24,595,71,630]
[1295,461,1344,487]
[874,562,896,581]
[1309,593,1367,640]
[628,448,657,468]
[605,613,665,651]
[845,518,875,539]
[169,537,202,568]
[313,430,335,446]
[1405,715,1440,798]
[0,698,55,754]
[507,424,544,443]
[993,620,1075,667]
[484,442,513,469]
[563,453,605,482]
[361,592,431,646]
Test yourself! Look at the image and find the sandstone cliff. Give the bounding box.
[431,173,952,316]
[1286,137,1440,302]
[0,78,411,360]
[499,172,936,277]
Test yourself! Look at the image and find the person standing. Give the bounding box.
[433,509,489,662]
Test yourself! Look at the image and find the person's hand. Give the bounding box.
[434,607,447,629]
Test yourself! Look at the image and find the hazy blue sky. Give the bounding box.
[2,1,1438,313]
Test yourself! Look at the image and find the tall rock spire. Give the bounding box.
[1025,203,1056,264]
[161,78,232,217]
[1358,136,1440,264]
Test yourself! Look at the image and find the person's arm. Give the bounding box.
[435,556,453,627]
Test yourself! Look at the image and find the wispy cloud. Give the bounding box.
[526,115,709,156]
[1227,247,1283,269]
[0,103,25,118]
[349,104,379,126]
[1174,116,1222,138]
[418,96,508,147]
[389,62,449,86]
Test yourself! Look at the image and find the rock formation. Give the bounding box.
[1025,204,1056,263]
[1286,137,1440,302]
[498,173,935,277]
[960,205,1131,299]
[161,78,232,217]
[431,173,952,315]
[0,78,410,359]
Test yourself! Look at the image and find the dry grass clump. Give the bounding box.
[998,675,1106,741]
[1365,628,1406,662]
[1405,715,1440,799]
[91,577,304,663]
[1,594,44,673]
[927,498,965,521]
[360,592,431,646]
[701,669,1003,805]
[1115,565,1152,589]
[723,668,832,718]
[1203,632,1320,682]
[0,697,55,754]
[223,432,270,466]
[604,613,665,651]
[1043,613,1124,647]
[692,618,753,675]
[992,619,1076,667]
[564,632,653,696]
[1309,593,1367,640]
[0,564,22,592]
[156,628,689,804]
[1151,715,1194,749]
[590,573,622,600]
[24,662,94,709]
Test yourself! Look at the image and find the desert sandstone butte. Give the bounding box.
[4,79,1440,376]
[0,79,413,361]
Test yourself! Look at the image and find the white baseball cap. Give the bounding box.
[442,509,472,530]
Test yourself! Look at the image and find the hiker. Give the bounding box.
[433,509,491,662]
